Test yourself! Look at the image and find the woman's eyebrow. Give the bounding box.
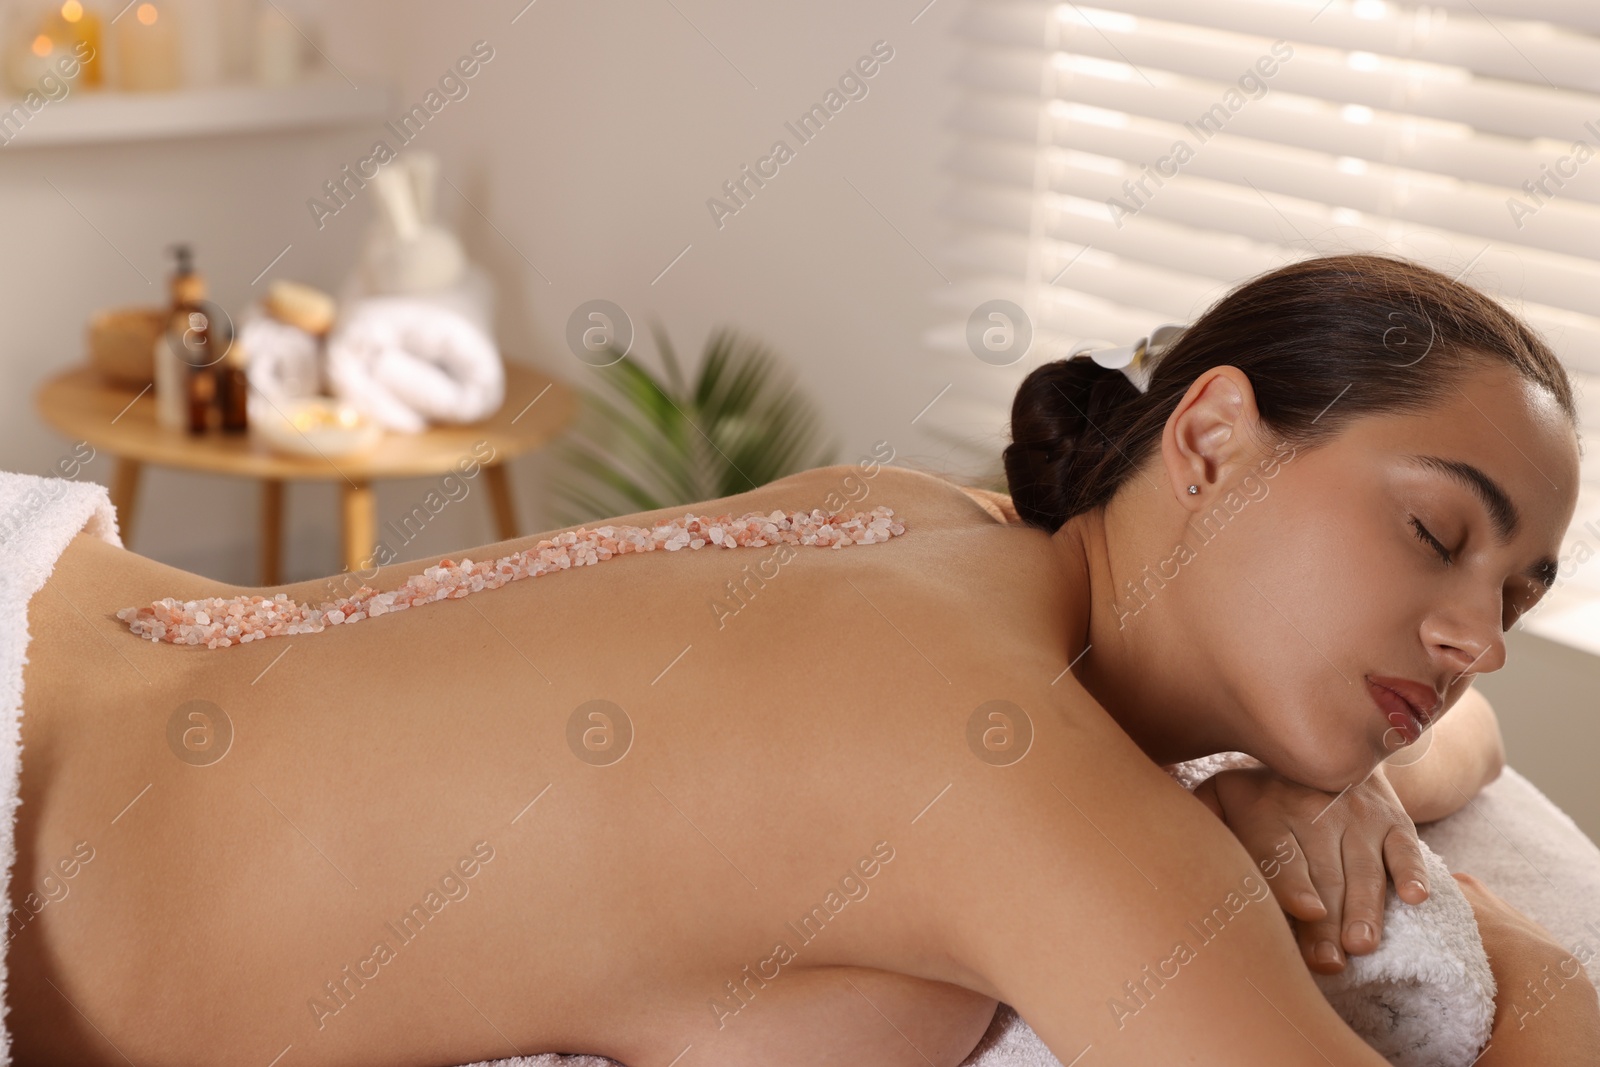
[1402,453,1559,589]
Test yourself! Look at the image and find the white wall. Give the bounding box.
[1474,633,1600,844]
[343,0,981,534]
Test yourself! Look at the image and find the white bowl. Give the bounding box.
[253,397,384,459]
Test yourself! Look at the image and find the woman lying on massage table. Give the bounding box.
[14,252,1600,1066]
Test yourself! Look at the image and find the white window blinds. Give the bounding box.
[933,0,1600,644]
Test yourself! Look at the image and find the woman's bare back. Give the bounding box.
[12,463,1096,1067]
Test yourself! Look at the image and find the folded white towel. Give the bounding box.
[1166,752,1496,1067]
[238,311,323,406]
[326,297,504,434]
[0,472,123,1066]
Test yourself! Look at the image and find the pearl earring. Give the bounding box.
[1187,484,1199,494]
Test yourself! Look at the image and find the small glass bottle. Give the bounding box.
[155,243,208,432]
[186,360,215,434]
[218,337,249,433]
[182,307,215,435]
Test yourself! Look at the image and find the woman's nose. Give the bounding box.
[1423,605,1507,680]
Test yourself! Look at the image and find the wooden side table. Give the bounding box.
[35,361,578,584]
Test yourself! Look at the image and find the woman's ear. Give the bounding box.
[1160,365,1265,504]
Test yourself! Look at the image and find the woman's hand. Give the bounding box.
[1193,764,1432,974]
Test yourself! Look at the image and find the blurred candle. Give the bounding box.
[56,0,102,86]
[4,1,100,94]
[113,1,181,91]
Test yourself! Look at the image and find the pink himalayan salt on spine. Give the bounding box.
[116,505,907,649]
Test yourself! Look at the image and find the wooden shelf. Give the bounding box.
[0,80,391,148]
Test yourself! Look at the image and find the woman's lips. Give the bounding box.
[1369,675,1438,726]
[1368,677,1425,745]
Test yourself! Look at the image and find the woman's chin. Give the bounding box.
[1271,749,1379,794]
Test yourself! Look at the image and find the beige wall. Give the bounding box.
[1475,632,1600,844]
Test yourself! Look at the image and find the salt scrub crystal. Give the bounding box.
[116,505,908,650]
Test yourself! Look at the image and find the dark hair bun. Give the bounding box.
[1001,253,1578,538]
[1003,356,1142,533]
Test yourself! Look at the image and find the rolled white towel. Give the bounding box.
[1312,838,1497,1067]
[326,297,504,434]
[1168,753,1497,1067]
[239,311,322,405]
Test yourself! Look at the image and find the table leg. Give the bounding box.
[483,462,520,541]
[260,479,283,587]
[109,456,141,546]
[341,480,376,576]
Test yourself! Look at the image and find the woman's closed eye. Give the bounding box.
[1411,514,1544,630]
[1409,516,1452,565]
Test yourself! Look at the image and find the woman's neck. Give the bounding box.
[1048,506,1243,766]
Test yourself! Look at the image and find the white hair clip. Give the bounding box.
[1066,322,1189,395]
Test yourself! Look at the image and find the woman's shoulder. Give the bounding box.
[769,461,1020,526]
[790,665,1188,976]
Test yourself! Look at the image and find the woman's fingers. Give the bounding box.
[1338,831,1391,957]
[1295,844,1350,973]
[1258,833,1327,922]
[1201,766,1432,975]
[1382,825,1431,906]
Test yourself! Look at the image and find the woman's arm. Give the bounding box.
[929,734,1595,1065]
[1379,685,1506,824]
[928,729,1397,1064]
[1458,872,1600,1065]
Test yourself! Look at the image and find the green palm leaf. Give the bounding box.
[550,326,839,526]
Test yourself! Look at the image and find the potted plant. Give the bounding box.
[550,325,839,525]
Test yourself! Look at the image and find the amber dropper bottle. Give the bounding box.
[183,308,217,435]
[218,333,249,433]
